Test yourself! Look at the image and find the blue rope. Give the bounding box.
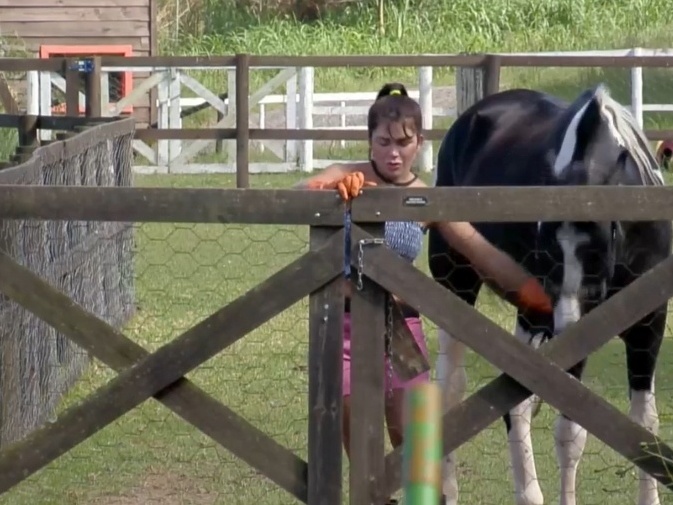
[343,208,352,278]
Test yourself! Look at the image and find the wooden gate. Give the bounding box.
[2,119,673,504]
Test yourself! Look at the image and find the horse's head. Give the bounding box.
[537,84,664,333]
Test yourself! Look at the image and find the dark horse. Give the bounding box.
[428,84,671,505]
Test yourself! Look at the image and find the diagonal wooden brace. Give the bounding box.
[349,224,673,495]
[0,229,345,498]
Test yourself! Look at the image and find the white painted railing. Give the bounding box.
[23,47,673,174]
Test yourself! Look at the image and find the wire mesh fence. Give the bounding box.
[0,118,135,448]
[1,115,673,505]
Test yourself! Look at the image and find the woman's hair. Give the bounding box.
[368,82,423,139]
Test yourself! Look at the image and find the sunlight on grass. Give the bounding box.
[1,172,672,505]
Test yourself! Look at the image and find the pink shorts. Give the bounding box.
[342,312,430,397]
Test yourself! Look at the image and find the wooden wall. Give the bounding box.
[0,0,157,126]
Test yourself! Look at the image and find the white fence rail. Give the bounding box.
[21,47,673,174]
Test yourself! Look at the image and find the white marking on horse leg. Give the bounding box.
[554,413,587,505]
[527,330,546,419]
[436,328,466,505]
[554,223,589,334]
[552,222,589,505]
[508,322,544,505]
[554,100,592,176]
[630,382,660,505]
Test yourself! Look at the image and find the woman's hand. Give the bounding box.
[306,171,377,201]
[515,278,553,314]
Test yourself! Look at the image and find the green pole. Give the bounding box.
[403,381,441,505]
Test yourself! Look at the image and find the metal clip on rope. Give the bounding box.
[343,206,385,290]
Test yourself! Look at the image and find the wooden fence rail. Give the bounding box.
[4,51,673,182]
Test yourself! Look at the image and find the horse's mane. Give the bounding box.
[594,85,665,186]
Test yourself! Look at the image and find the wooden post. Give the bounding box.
[235,53,250,189]
[168,68,182,166]
[215,109,224,155]
[38,70,52,142]
[298,67,314,173]
[630,47,644,128]
[418,65,433,173]
[227,69,236,165]
[64,58,80,117]
[455,54,502,115]
[15,114,39,162]
[349,223,387,505]
[285,69,298,163]
[307,226,344,505]
[84,56,102,118]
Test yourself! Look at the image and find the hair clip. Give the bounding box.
[389,90,402,96]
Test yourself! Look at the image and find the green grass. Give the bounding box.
[2,171,673,504]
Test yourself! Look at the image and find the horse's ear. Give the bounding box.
[551,89,603,178]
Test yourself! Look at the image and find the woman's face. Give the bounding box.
[370,120,423,181]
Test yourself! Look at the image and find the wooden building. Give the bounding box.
[0,0,157,126]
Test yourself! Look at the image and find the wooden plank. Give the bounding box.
[307,227,344,505]
[0,7,149,22]
[2,53,673,71]
[236,53,250,188]
[0,21,149,38]
[0,0,148,7]
[388,299,430,381]
[17,37,150,53]
[5,184,673,223]
[350,186,673,222]
[170,67,296,167]
[348,225,673,493]
[179,72,226,114]
[131,126,673,143]
[349,224,387,505]
[109,71,164,115]
[0,232,344,494]
[0,186,346,225]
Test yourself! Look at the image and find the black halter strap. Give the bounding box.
[371,160,418,186]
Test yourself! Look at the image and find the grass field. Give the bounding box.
[1,171,673,505]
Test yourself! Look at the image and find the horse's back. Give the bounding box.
[437,88,565,187]
[432,89,564,260]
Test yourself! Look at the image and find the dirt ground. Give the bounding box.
[91,471,218,505]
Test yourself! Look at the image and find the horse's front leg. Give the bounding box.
[553,360,588,505]
[622,311,664,505]
[506,320,546,505]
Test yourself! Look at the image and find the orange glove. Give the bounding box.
[306,172,376,201]
[515,277,553,314]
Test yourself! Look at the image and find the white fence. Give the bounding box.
[20,47,673,175]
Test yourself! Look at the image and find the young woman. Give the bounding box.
[295,83,551,503]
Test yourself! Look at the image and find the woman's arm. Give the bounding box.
[411,177,550,312]
[427,220,551,313]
